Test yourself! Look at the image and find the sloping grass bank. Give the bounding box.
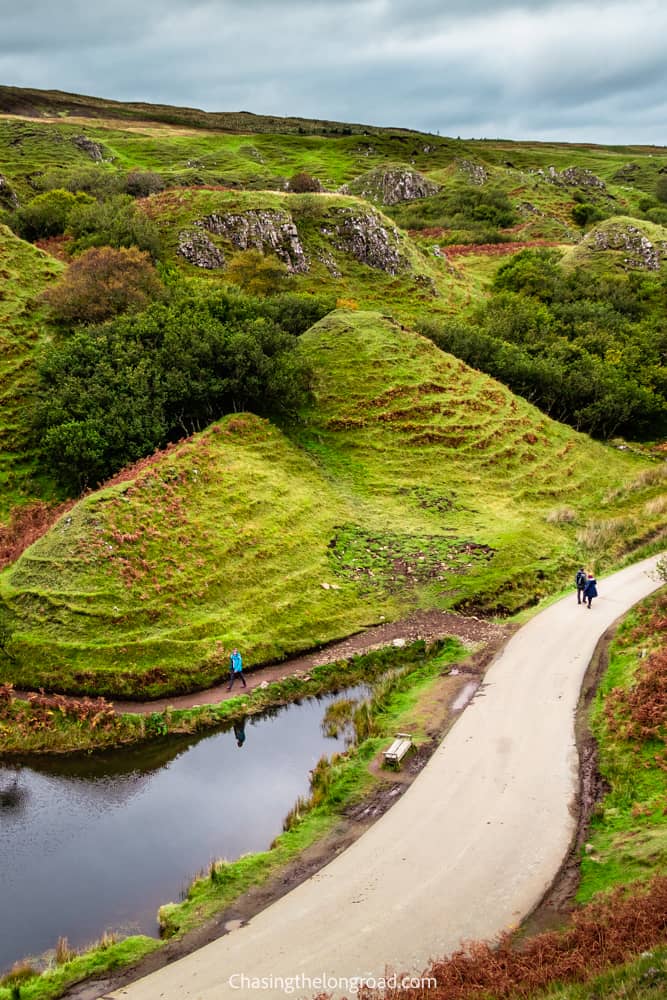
[1,312,663,699]
[577,587,667,902]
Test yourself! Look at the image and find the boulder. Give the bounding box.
[0,173,18,208]
[72,135,105,162]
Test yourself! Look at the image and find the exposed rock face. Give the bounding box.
[321,209,408,274]
[535,165,606,191]
[612,163,641,182]
[72,135,105,161]
[198,209,309,273]
[317,250,342,278]
[177,230,225,269]
[456,159,488,185]
[587,223,667,271]
[0,173,18,208]
[340,168,439,205]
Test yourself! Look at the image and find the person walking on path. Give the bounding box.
[575,567,587,605]
[227,648,247,691]
[583,573,598,609]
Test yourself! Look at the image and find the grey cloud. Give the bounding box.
[1,0,666,144]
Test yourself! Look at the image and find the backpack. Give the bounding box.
[576,570,586,588]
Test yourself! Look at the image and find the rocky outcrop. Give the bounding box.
[612,163,641,182]
[534,165,606,191]
[177,230,225,269]
[586,222,667,271]
[456,159,488,185]
[72,135,105,162]
[321,209,408,274]
[340,168,439,205]
[0,173,18,208]
[198,209,309,273]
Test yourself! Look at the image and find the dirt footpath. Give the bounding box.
[104,555,663,1000]
[112,610,503,715]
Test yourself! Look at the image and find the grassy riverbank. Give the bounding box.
[0,638,464,998]
[0,637,460,754]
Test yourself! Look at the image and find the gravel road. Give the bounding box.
[106,555,663,1000]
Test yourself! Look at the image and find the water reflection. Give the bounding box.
[0,686,365,972]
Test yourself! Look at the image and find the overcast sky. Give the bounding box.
[1,1,665,144]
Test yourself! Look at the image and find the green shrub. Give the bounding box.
[16,188,94,240]
[67,194,162,259]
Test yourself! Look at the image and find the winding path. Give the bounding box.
[107,556,663,1000]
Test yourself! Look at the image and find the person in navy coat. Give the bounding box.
[583,573,598,609]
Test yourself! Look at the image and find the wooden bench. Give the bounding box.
[383,732,413,768]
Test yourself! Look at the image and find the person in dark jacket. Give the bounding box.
[227,647,246,690]
[575,567,587,605]
[583,573,598,609]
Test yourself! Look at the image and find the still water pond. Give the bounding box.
[0,688,362,972]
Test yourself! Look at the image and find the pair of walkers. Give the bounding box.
[575,568,598,608]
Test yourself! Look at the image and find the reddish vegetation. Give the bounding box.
[0,500,76,570]
[33,234,73,260]
[0,683,118,734]
[350,876,667,1000]
[605,595,667,755]
[433,239,561,259]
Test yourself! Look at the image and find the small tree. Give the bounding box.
[42,246,165,324]
[67,194,162,259]
[655,174,667,205]
[124,171,165,198]
[287,172,322,193]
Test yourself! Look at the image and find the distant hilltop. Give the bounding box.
[0,83,420,137]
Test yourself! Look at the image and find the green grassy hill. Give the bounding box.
[1,311,662,698]
[0,224,61,516]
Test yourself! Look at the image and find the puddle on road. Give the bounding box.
[451,680,479,712]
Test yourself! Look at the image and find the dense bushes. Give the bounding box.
[32,290,332,490]
[387,183,516,237]
[419,249,667,440]
[66,194,162,258]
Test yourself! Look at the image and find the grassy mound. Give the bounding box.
[146,187,450,319]
[562,216,667,274]
[0,413,379,696]
[1,311,661,697]
[0,224,61,517]
[295,311,661,611]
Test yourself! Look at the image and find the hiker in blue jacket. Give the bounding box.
[583,573,598,609]
[227,647,247,690]
[575,567,587,605]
